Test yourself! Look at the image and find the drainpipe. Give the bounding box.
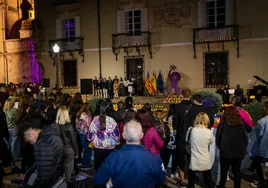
[97,0,102,78]
[1,0,8,83]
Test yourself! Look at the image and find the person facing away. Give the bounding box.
[234,84,244,99]
[249,101,268,187]
[94,120,166,188]
[55,105,79,182]
[186,112,214,188]
[216,106,248,188]
[22,113,64,188]
[136,109,164,156]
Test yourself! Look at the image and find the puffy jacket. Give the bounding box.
[142,127,164,156]
[34,126,64,187]
[56,123,79,156]
[237,107,254,127]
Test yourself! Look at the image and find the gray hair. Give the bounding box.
[123,120,143,143]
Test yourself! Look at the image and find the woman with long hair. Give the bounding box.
[136,109,164,156]
[87,101,120,171]
[249,101,268,187]
[76,103,93,170]
[4,97,20,161]
[216,106,248,188]
[118,109,136,145]
[187,112,214,188]
[55,105,79,182]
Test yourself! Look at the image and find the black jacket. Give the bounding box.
[175,101,214,150]
[0,111,9,139]
[57,123,79,156]
[34,126,64,188]
[216,121,248,159]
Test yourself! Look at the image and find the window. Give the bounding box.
[206,0,226,27]
[62,60,77,87]
[204,52,228,87]
[63,18,76,38]
[125,10,142,33]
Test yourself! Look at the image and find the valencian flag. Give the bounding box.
[151,71,157,93]
[157,71,164,93]
[145,72,154,94]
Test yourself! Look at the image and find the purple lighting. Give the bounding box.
[29,38,42,84]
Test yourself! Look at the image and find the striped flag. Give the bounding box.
[151,71,157,93]
[145,72,153,94]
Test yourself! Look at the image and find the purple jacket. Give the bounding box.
[142,127,164,156]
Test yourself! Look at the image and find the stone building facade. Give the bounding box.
[0,0,42,84]
[36,0,268,93]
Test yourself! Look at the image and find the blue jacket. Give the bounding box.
[94,144,165,188]
[257,115,268,158]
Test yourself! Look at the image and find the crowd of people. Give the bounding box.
[0,82,268,188]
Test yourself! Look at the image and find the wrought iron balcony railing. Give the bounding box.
[48,37,84,62]
[112,31,152,60]
[193,25,239,58]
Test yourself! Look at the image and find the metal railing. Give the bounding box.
[48,37,84,53]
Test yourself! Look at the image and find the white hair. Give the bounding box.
[56,106,71,125]
[123,120,143,143]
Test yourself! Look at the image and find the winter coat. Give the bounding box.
[216,121,248,159]
[142,127,164,156]
[34,126,64,187]
[256,115,268,158]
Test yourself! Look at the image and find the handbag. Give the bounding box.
[185,127,193,155]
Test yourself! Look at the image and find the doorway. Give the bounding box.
[125,56,144,95]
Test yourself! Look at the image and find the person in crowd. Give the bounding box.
[143,103,164,138]
[127,78,133,96]
[93,76,99,97]
[98,77,103,98]
[216,86,224,99]
[125,96,134,111]
[104,98,115,118]
[113,79,119,99]
[119,77,124,96]
[113,75,119,83]
[102,78,108,99]
[37,88,46,110]
[118,110,136,145]
[235,84,244,100]
[70,92,83,126]
[50,88,57,100]
[16,95,35,179]
[76,103,93,170]
[94,99,104,116]
[87,101,120,171]
[223,85,230,104]
[0,85,9,111]
[163,104,178,178]
[55,92,63,109]
[55,105,79,182]
[124,77,128,96]
[107,77,113,99]
[4,97,20,161]
[113,101,126,123]
[186,112,214,188]
[233,96,254,131]
[216,106,248,188]
[41,98,57,125]
[22,113,64,187]
[94,120,166,187]
[249,101,268,187]
[136,109,164,156]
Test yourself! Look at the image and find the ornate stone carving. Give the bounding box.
[151,1,195,28]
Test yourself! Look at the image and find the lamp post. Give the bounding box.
[53,44,60,90]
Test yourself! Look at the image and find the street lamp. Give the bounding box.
[53,44,60,90]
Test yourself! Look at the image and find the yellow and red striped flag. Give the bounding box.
[151,71,157,93]
[145,72,154,94]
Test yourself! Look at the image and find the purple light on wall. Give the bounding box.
[29,38,42,84]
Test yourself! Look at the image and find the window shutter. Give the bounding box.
[75,16,81,37]
[56,18,63,38]
[198,0,206,27]
[117,10,125,33]
[226,0,233,25]
[141,8,148,31]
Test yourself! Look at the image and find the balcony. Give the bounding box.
[48,37,84,62]
[112,31,152,60]
[193,25,239,58]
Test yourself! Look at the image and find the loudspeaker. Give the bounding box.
[80,79,93,94]
[42,78,50,88]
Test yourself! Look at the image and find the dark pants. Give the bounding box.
[160,147,178,174]
[94,87,98,96]
[94,148,114,171]
[249,156,265,183]
[108,89,113,99]
[79,134,92,166]
[188,169,214,188]
[0,164,3,188]
[20,141,35,174]
[64,147,74,182]
[219,158,242,188]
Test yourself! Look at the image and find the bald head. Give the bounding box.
[123,120,143,144]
